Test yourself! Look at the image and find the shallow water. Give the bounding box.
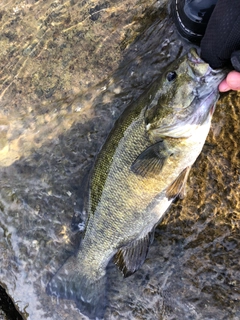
[0,0,239,319]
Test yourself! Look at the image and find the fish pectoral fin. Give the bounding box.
[114,230,155,277]
[166,166,191,200]
[131,141,171,177]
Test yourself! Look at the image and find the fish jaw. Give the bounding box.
[145,48,227,141]
[148,89,219,140]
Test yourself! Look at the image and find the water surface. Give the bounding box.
[0,0,239,319]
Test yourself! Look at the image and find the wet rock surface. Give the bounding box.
[0,0,239,319]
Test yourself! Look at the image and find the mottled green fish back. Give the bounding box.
[89,81,160,215]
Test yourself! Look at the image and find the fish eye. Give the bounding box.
[166,71,177,82]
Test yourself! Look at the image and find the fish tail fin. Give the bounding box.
[46,255,107,319]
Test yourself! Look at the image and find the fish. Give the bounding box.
[47,48,226,319]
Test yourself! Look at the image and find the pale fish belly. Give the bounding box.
[135,193,173,241]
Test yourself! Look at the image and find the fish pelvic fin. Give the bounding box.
[46,255,106,320]
[114,230,155,277]
[166,166,191,200]
[131,140,172,178]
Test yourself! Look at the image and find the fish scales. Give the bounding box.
[87,112,195,246]
[47,48,227,319]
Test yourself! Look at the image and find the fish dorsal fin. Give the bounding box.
[114,231,155,277]
[166,166,191,200]
[131,140,172,178]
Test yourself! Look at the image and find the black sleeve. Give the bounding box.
[200,0,240,70]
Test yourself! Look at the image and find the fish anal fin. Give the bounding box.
[131,140,172,178]
[166,166,191,200]
[114,231,155,277]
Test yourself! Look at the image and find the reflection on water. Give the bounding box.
[0,0,239,319]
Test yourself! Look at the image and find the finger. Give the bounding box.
[218,79,231,92]
[225,70,240,90]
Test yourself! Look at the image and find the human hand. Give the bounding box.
[200,0,240,93]
[218,71,240,92]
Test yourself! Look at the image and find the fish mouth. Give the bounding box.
[152,89,219,139]
[201,90,219,117]
[188,48,202,64]
[188,48,226,80]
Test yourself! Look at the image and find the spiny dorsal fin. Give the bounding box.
[114,231,155,277]
[166,166,191,200]
[131,140,172,178]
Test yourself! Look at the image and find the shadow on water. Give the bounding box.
[0,285,23,320]
[0,0,239,319]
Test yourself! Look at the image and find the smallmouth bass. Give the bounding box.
[47,48,226,319]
